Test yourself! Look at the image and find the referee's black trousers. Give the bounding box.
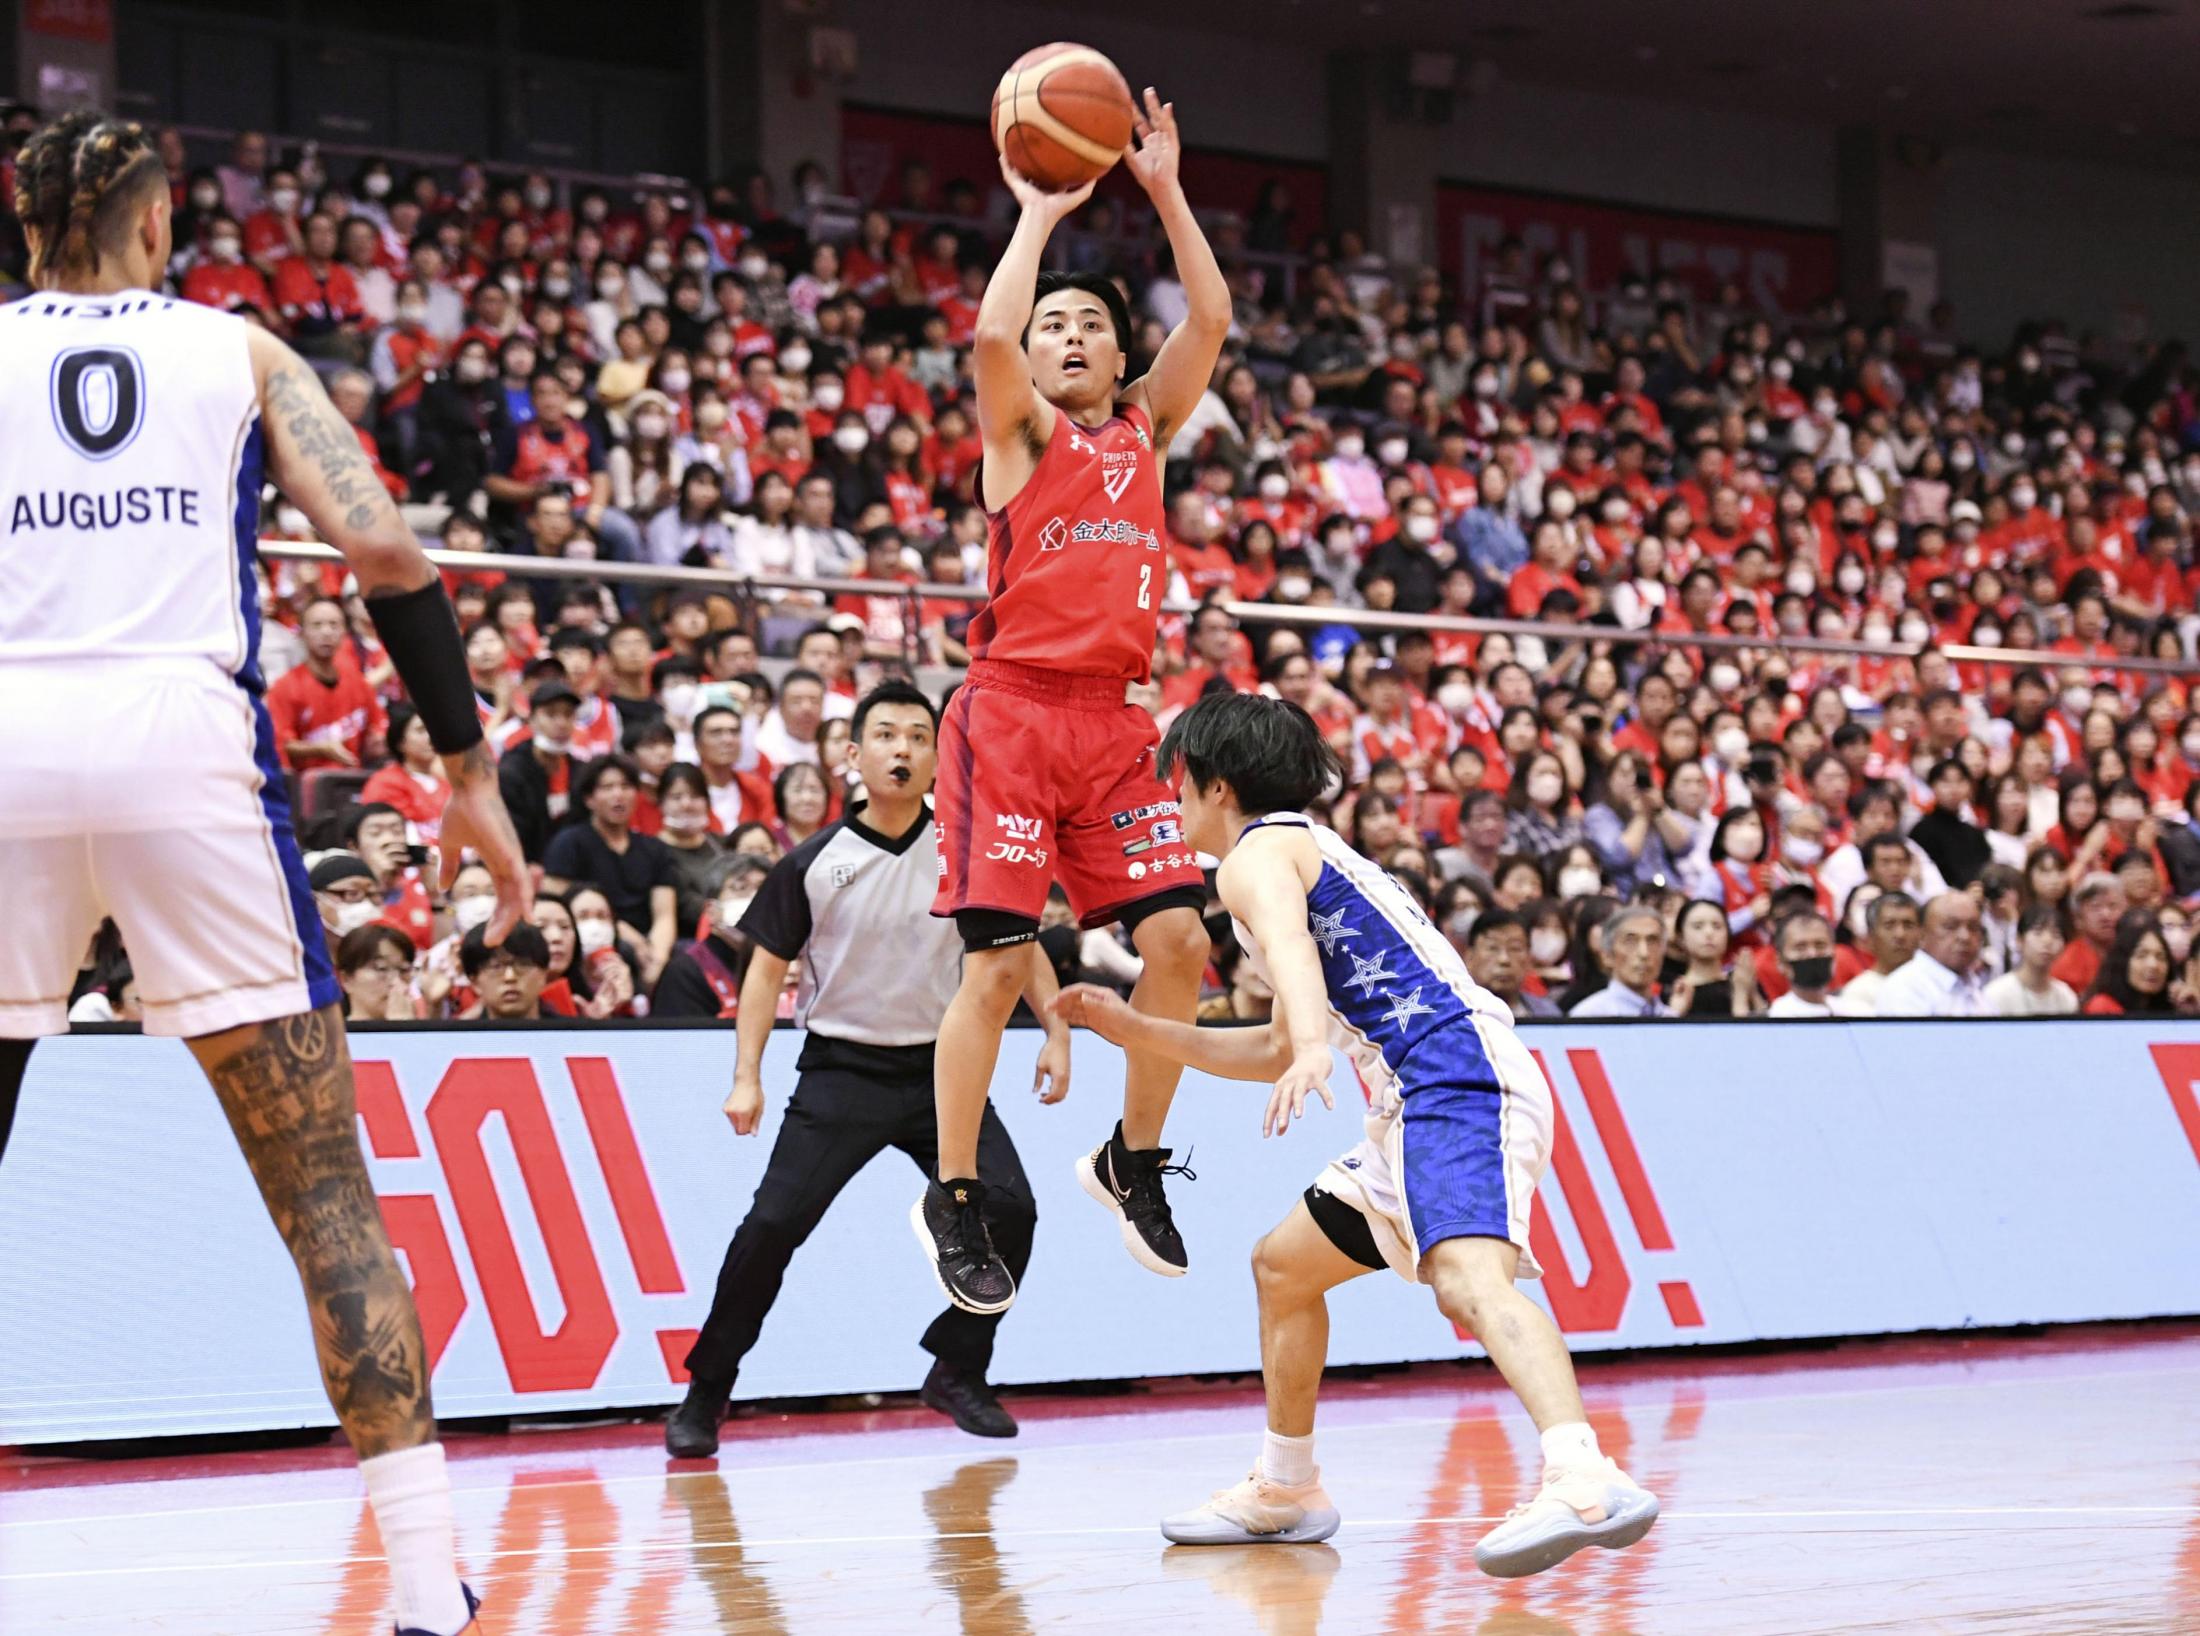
[684,1064,1036,1386]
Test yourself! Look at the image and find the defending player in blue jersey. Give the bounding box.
[1053,691,1657,1578]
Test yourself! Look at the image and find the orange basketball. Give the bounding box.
[990,43,1136,191]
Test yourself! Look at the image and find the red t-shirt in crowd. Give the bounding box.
[265,660,386,769]
[183,261,273,314]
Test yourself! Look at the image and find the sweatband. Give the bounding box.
[365,580,484,755]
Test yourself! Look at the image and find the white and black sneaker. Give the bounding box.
[911,1177,1017,1315]
[1077,1121,1191,1276]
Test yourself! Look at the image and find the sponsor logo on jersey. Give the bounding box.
[1039,517,1069,551]
[1068,428,1097,455]
[1149,818,1184,846]
[830,862,857,888]
[1109,800,1179,831]
[1128,860,1148,880]
[994,813,1044,842]
[986,842,1048,867]
[1070,518,1160,551]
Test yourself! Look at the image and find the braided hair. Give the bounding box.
[10,111,164,284]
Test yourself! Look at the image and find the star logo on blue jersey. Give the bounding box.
[1343,950,1397,996]
[1379,988,1435,1029]
[1309,908,1361,957]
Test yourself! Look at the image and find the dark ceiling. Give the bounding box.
[1099,0,2200,170]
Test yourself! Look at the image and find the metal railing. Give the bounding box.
[256,539,2200,682]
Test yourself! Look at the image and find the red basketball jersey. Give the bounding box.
[967,403,1165,681]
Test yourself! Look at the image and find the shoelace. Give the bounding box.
[1124,1147,1197,1204]
[941,1195,996,1266]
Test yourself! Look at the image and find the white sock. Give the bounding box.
[1539,1420,1603,1474]
[1260,1429,1316,1486]
[360,1443,472,1635]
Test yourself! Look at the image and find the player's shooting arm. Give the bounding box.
[971,167,1083,474]
[1121,90,1230,451]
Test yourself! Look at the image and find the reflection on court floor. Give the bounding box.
[3,1326,2197,1635]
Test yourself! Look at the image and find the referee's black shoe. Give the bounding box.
[664,1373,732,1459]
[1077,1121,1192,1277]
[912,1177,1017,1315]
[921,1359,1018,1438]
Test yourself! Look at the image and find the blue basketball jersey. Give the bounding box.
[1230,813,1513,1104]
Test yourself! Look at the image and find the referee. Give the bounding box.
[666,680,1070,1453]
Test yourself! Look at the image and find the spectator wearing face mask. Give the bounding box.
[310,851,384,956]
[1765,910,1838,1018]
[181,214,272,314]
[1359,494,1447,614]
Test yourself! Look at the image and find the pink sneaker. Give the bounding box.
[1161,1467,1341,1545]
[1473,1460,1658,1578]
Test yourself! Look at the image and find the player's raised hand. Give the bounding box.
[1051,982,1134,1043]
[438,743,533,945]
[1033,1023,1072,1105]
[999,155,1094,222]
[1123,87,1181,197]
[1262,1049,1336,1139]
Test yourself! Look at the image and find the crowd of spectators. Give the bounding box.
[16,113,2200,1026]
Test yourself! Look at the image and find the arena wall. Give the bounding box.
[6,1020,2199,1444]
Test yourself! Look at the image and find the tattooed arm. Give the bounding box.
[186,1006,434,1458]
[248,327,430,597]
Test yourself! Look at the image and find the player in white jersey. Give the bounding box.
[1054,692,1656,1578]
[0,114,530,1636]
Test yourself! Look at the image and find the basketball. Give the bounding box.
[991,43,1136,191]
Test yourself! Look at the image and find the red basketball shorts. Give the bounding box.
[932,658,1202,934]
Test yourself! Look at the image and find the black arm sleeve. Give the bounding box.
[365,580,484,754]
[736,845,815,960]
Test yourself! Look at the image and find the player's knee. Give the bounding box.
[1250,1229,1299,1302]
[1133,907,1209,980]
[960,947,1028,1012]
[1430,1266,1502,1334]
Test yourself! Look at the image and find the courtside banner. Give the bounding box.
[5,1021,2200,1443]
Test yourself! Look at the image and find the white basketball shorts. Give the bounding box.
[0,660,339,1039]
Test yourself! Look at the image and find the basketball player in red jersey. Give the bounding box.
[914,88,1231,1314]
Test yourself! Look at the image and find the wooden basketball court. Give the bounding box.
[4,1325,2195,1634]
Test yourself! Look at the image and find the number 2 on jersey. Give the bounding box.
[1137,562,1153,609]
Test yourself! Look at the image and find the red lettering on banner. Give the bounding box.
[1437,181,1837,315]
[1568,1049,1672,1250]
[568,1057,685,1295]
[354,1060,466,1370]
[1528,1098,1632,1332]
[657,1328,700,1385]
[427,1059,617,1392]
[1524,1050,1632,1331]
[2147,1043,2200,1172]
[353,1060,420,1158]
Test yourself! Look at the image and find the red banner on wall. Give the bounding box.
[841,104,1327,247]
[1438,181,1838,315]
